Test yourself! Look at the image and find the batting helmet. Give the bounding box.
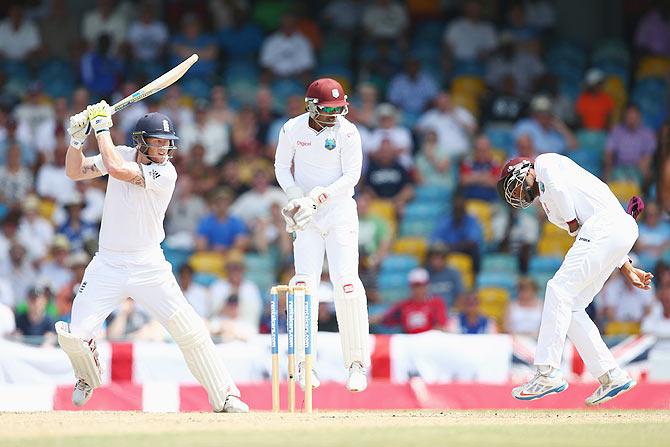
[497,157,535,209]
[132,112,178,164]
[305,78,349,127]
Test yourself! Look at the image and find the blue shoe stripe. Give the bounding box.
[515,382,568,401]
[591,380,634,404]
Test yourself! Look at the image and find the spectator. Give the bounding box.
[512,95,577,154]
[36,139,77,205]
[80,34,124,99]
[599,270,653,324]
[171,13,218,80]
[493,205,540,273]
[165,175,208,249]
[0,211,20,262]
[448,291,497,334]
[575,69,615,131]
[0,300,15,338]
[635,202,670,260]
[415,128,455,189]
[210,256,262,331]
[426,243,464,308]
[371,267,448,334]
[196,188,249,253]
[127,1,168,63]
[357,190,392,270]
[0,275,14,309]
[443,0,497,62]
[57,193,97,253]
[39,235,74,293]
[182,144,220,196]
[259,13,315,81]
[350,83,380,135]
[115,81,149,137]
[179,100,230,166]
[387,58,439,117]
[15,286,56,345]
[505,277,543,336]
[81,0,128,54]
[635,4,670,57]
[209,294,258,341]
[524,0,556,33]
[485,32,545,98]
[267,94,304,149]
[159,85,194,129]
[362,0,409,42]
[366,103,414,168]
[363,139,414,213]
[481,75,527,126]
[14,82,55,151]
[0,4,41,61]
[107,298,158,340]
[0,116,35,166]
[504,2,540,45]
[0,143,33,206]
[54,250,90,321]
[416,91,477,160]
[254,86,280,148]
[604,103,657,184]
[0,242,37,307]
[230,169,286,225]
[179,264,211,319]
[511,133,537,159]
[208,85,236,126]
[431,194,484,272]
[17,195,54,261]
[321,0,363,35]
[459,135,502,202]
[641,286,670,337]
[68,87,91,120]
[32,97,71,157]
[39,0,79,61]
[218,7,264,61]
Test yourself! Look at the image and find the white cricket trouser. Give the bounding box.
[291,197,370,367]
[535,209,638,378]
[70,247,239,394]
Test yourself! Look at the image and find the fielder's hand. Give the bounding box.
[621,262,653,290]
[281,201,299,233]
[67,111,90,149]
[87,100,113,134]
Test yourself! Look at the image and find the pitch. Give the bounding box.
[2,410,669,447]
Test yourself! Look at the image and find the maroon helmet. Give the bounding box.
[305,78,349,127]
[497,157,535,208]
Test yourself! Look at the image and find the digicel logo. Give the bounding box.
[297,141,311,147]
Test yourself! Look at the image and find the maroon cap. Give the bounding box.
[305,78,348,107]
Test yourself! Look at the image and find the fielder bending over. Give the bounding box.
[58,102,248,412]
[275,78,370,392]
[497,153,652,405]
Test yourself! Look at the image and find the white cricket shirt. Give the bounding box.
[534,153,624,233]
[93,146,177,252]
[274,113,362,201]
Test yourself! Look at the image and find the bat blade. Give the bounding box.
[111,54,199,115]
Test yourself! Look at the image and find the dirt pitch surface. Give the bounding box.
[2,410,669,447]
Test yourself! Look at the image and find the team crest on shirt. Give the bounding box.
[539,181,545,193]
[324,138,336,151]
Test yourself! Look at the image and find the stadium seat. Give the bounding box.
[189,251,226,277]
[477,286,510,326]
[414,184,452,203]
[481,253,518,274]
[399,217,435,238]
[602,76,627,120]
[577,130,607,156]
[404,202,446,221]
[485,126,515,153]
[450,92,479,116]
[393,237,428,264]
[605,321,641,336]
[465,199,493,241]
[193,272,218,287]
[530,271,554,295]
[181,77,211,100]
[377,271,411,303]
[608,180,640,204]
[528,256,563,274]
[446,253,474,289]
[246,270,276,295]
[476,272,518,295]
[163,247,194,273]
[536,236,572,257]
[636,56,670,80]
[380,255,419,275]
[592,39,630,68]
[244,253,276,274]
[451,76,486,98]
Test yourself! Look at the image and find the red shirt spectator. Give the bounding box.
[377,268,448,334]
[459,135,502,202]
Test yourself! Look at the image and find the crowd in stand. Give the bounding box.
[0,0,669,345]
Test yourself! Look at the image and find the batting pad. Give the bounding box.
[167,307,238,411]
[55,321,102,388]
[334,281,371,368]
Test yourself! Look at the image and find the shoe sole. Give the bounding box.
[513,382,569,401]
[585,379,637,406]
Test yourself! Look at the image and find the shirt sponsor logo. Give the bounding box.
[343,284,354,293]
[297,140,311,147]
[578,237,591,242]
[325,138,336,151]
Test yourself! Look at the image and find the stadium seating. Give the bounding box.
[163,247,193,273]
[188,251,227,277]
[481,253,518,274]
[528,256,563,274]
[465,199,494,241]
[380,255,419,275]
[608,180,641,204]
[446,253,474,289]
[605,321,641,336]
[477,286,510,326]
[400,217,436,238]
[476,271,518,295]
[369,199,398,235]
[393,237,428,264]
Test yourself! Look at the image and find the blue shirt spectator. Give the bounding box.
[431,195,484,272]
[196,189,249,252]
[171,14,218,79]
[80,34,123,99]
[426,243,464,307]
[219,13,264,61]
[387,59,439,117]
[512,95,576,154]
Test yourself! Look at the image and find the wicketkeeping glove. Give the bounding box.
[67,111,90,149]
[87,100,113,134]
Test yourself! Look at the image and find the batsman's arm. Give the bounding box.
[65,145,104,181]
[96,132,146,187]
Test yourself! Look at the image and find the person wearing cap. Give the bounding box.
[512,95,577,154]
[58,102,249,412]
[496,153,653,406]
[210,254,262,332]
[371,267,448,334]
[14,286,56,346]
[366,103,414,169]
[275,78,371,393]
[575,68,615,131]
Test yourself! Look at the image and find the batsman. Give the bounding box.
[57,101,248,412]
[275,78,370,392]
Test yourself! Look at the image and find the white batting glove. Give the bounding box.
[87,100,113,134]
[67,111,90,149]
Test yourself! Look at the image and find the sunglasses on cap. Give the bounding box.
[318,105,345,114]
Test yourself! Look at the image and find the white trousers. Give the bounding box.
[535,210,638,378]
[291,197,370,367]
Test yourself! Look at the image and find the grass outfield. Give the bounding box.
[1,410,669,447]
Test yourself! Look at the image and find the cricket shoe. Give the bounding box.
[585,370,636,406]
[72,379,94,406]
[512,368,568,401]
[218,395,249,413]
[297,361,320,391]
[346,361,367,392]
